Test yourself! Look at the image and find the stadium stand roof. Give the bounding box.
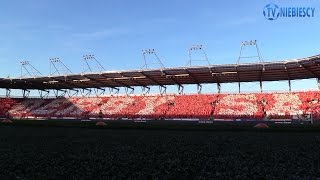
[0,54,320,90]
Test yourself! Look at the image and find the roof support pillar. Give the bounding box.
[197,84,202,94]
[6,89,11,98]
[81,88,92,97]
[94,88,105,97]
[260,65,264,93]
[159,86,166,95]
[67,89,79,97]
[38,90,49,99]
[317,78,320,90]
[284,64,291,92]
[22,89,30,98]
[109,87,119,95]
[142,86,150,95]
[54,89,67,98]
[177,85,184,95]
[236,65,241,93]
[288,79,292,92]
[125,87,134,95]
[217,83,221,94]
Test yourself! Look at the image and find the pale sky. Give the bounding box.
[0,0,319,95]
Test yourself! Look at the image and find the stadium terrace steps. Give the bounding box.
[0,91,319,120]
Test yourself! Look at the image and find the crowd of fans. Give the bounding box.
[1,91,320,120]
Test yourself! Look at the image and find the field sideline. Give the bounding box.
[1,119,320,132]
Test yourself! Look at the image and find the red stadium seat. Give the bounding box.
[2,91,320,121]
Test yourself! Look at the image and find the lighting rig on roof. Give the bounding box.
[141,49,165,69]
[79,54,106,94]
[20,60,42,78]
[141,48,166,95]
[237,40,264,93]
[19,60,44,98]
[186,44,211,67]
[237,40,263,64]
[42,58,73,86]
[49,57,72,76]
[185,44,211,94]
[82,54,106,73]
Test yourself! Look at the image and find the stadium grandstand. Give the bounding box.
[1,41,320,123]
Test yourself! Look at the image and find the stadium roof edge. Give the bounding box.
[0,54,320,90]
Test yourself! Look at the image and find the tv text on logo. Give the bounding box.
[263,3,316,20]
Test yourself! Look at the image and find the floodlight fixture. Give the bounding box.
[189,44,203,51]
[49,58,60,63]
[83,54,95,60]
[142,49,155,55]
[20,60,29,65]
[241,40,257,46]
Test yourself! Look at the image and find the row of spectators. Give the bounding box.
[1,91,319,120]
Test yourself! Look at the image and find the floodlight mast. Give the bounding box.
[82,54,106,73]
[141,49,166,94]
[237,40,263,64]
[81,54,107,97]
[20,60,42,78]
[236,40,264,93]
[141,49,165,69]
[186,44,210,67]
[186,44,210,94]
[49,57,72,76]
